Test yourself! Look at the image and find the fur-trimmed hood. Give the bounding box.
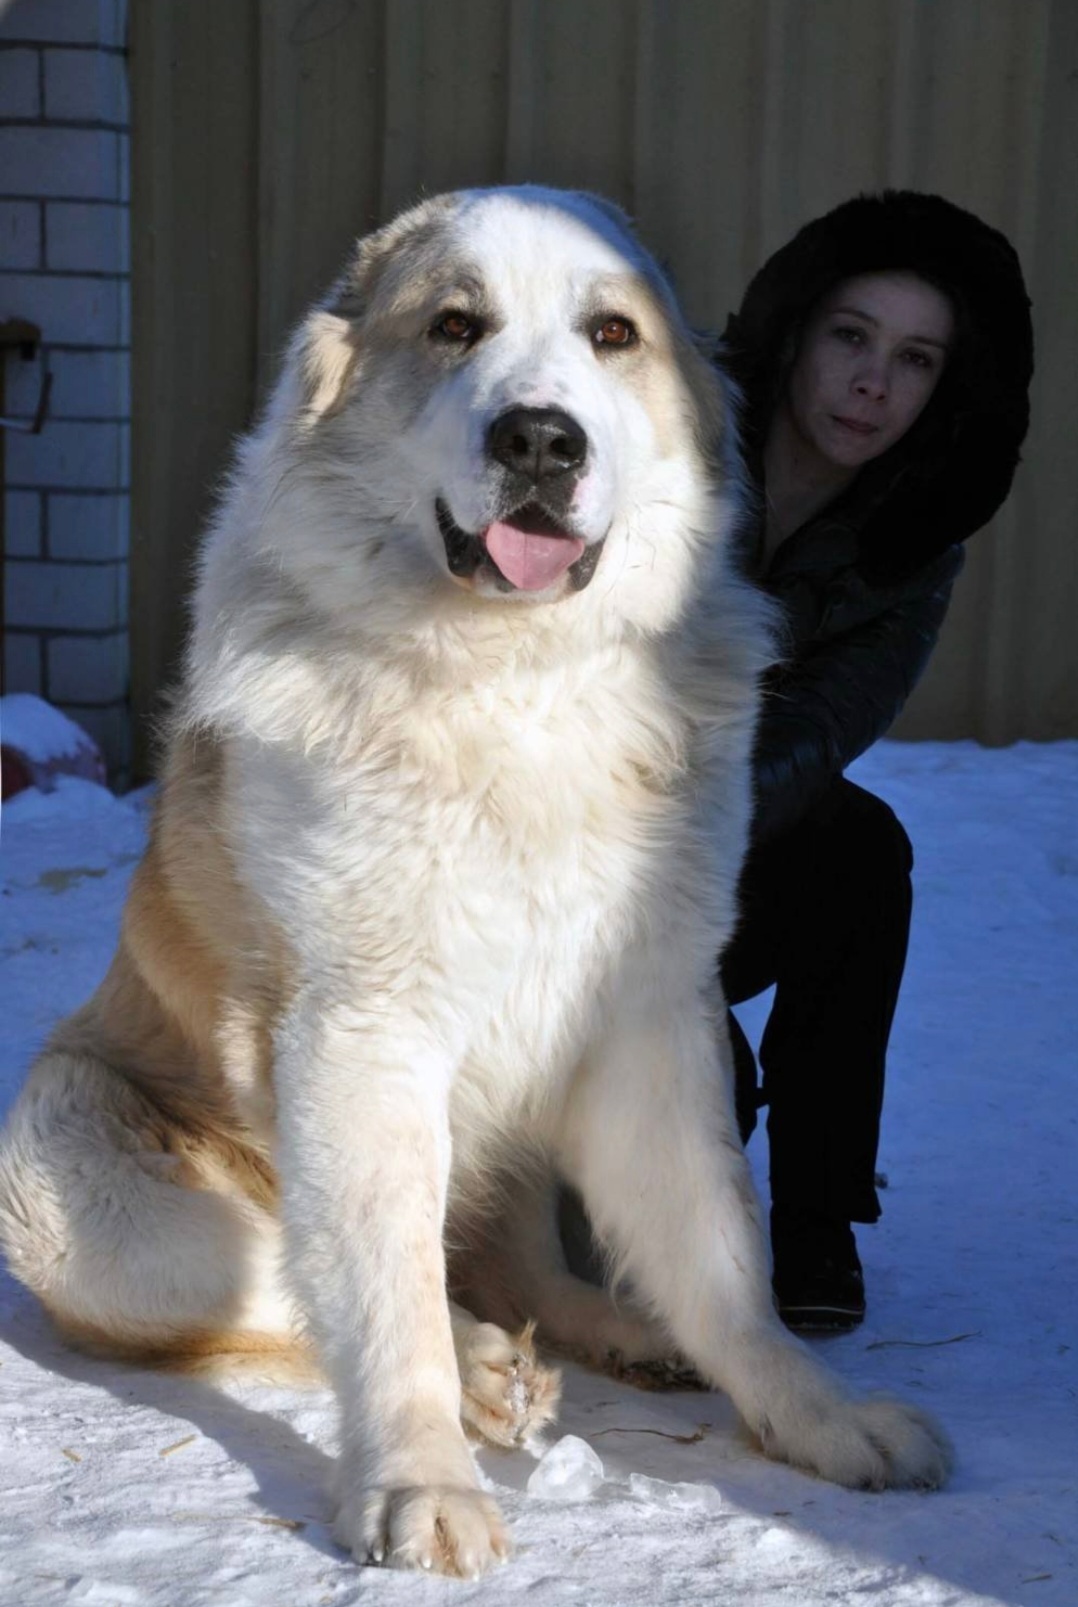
[721,190,1034,580]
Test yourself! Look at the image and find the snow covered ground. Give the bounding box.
[1,739,1075,1606]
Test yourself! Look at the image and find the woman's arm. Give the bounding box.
[751,548,963,843]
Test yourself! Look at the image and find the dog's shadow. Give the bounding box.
[0,1274,342,1562]
[4,1273,1028,1604]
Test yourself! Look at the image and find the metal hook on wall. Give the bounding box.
[0,318,53,434]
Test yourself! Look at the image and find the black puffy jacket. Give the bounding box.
[721,191,1034,843]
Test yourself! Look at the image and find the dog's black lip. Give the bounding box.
[436,499,483,578]
[435,499,604,592]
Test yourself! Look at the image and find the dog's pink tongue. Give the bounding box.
[483,522,585,591]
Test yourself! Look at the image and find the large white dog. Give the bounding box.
[0,188,950,1577]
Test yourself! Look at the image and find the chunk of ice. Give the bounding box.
[526,1434,605,1501]
[627,1471,724,1515]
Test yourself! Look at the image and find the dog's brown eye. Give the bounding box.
[432,311,477,343]
[594,317,636,349]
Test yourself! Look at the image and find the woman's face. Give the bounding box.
[783,271,955,471]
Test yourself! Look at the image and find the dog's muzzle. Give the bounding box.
[436,501,605,594]
[436,406,604,595]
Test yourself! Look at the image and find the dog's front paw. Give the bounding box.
[759,1396,953,1491]
[335,1483,511,1577]
[458,1319,561,1447]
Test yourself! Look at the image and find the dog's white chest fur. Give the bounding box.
[234,641,684,1153]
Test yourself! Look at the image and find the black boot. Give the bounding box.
[770,1204,865,1332]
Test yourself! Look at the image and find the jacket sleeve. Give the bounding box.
[751,548,963,844]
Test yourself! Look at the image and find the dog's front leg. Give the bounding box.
[558,956,952,1492]
[274,998,508,1577]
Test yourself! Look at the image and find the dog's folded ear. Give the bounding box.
[289,196,457,424]
[293,306,362,421]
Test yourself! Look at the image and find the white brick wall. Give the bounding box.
[3,626,42,696]
[1,272,125,343]
[4,347,128,418]
[47,628,127,702]
[44,46,127,122]
[5,558,125,631]
[3,490,43,557]
[2,0,131,782]
[46,200,128,272]
[0,2,125,49]
[0,127,124,198]
[6,418,126,487]
[0,199,42,269]
[0,46,41,118]
[48,491,127,560]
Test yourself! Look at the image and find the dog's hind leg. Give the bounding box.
[450,1304,560,1447]
[556,950,953,1492]
[0,1044,560,1443]
[0,1047,302,1372]
[452,1171,676,1373]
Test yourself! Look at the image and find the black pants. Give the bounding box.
[721,778,913,1226]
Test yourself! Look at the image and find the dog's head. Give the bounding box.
[254,187,739,634]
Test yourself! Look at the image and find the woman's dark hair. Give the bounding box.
[721,191,1034,578]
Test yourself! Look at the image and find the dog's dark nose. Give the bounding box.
[487,408,588,482]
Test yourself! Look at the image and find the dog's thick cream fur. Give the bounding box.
[0,188,950,1577]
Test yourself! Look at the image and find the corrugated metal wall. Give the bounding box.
[131,0,1078,773]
